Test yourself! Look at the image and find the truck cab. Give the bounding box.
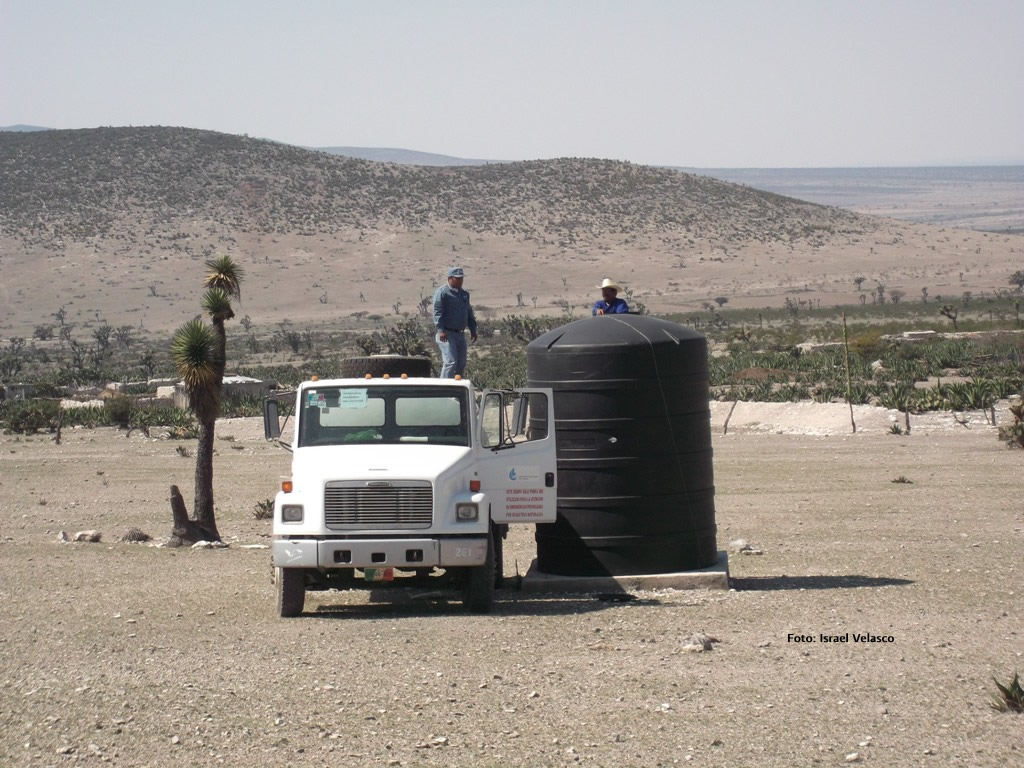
[265,374,556,616]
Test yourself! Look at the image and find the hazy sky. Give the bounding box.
[2,0,1022,167]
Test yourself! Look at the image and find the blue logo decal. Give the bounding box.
[508,468,517,481]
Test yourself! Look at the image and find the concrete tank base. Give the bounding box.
[521,551,729,593]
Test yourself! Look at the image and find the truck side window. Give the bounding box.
[480,392,503,448]
[509,392,549,442]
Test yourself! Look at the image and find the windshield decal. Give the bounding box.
[339,389,369,409]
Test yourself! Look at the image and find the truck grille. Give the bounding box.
[324,481,433,530]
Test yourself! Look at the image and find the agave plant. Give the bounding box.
[911,386,948,413]
[847,383,872,405]
[774,383,809,403]
[944,382,971,411]
[990,670,1024,712]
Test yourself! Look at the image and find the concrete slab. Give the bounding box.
[520,551,729,593]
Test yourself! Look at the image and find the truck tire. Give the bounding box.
[339,355,432,378]
[276,567,305,617]
[463,531,495,613]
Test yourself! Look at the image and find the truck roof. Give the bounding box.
[298,377,474,390]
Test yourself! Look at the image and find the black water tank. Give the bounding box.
[527,314,717,576]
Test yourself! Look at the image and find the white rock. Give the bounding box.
[74,530,102,542]
[57,530,69,543]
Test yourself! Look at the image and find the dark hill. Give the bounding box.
[0,126,871,249]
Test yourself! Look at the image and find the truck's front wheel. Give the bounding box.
[463,531,495,613]
[276,567,306,618]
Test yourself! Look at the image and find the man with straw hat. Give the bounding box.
[592,278,630,316]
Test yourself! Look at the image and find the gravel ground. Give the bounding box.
[1,412,1021,767]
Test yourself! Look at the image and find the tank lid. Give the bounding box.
[528,314,704,351]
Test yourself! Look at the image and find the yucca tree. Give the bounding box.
[203,254,243,385]
[171,317,222,538]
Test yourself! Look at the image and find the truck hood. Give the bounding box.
[291,443,474,484]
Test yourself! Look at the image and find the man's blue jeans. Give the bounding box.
[436,330,467,378]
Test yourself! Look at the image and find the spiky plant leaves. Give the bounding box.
[991,671,1024,712]
[201,287,235,323]
[204,254,244,300]
[171,317,221,422]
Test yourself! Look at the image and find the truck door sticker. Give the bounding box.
[339,389,369,409]
[503,487,547,519]
[508,465,539,481]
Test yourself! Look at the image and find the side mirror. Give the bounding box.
[263,398,281,440]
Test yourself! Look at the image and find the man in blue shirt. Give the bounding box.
[592,278,630,315]
[432,267,478,378]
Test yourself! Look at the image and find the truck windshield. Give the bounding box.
[298,386,470,448]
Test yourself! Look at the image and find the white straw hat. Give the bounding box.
[599,278,622,291]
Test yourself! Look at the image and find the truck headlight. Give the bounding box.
[455,503,478,521]
[281,505,304,523]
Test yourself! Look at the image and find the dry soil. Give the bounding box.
[1,411,1021,767]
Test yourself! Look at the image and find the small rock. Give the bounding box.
[876,706,888,715]
[757,640,772,648]
[728,538,748,552]
[681,632,719,652]
[239,544,269,549]
[170,735,180,745]
[739,548,763,555]
[57,530,69,543]
[74,530,102,543]
[431,736,448,746]
[845,752,860,762]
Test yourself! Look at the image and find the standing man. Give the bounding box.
[433,267,478,378]
[592,278,630,315]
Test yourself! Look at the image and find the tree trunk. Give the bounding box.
[168,484,219,547]
[191,417,220,539]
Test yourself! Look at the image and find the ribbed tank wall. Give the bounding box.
[527,314,717,576]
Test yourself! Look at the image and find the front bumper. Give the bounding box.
[273,537,488,569]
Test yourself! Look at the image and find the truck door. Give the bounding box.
[476,389,557,524]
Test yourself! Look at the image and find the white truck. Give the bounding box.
[264,369,557,616]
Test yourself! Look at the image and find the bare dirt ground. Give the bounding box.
[1,410,1021,767]
[2,218,1022,340]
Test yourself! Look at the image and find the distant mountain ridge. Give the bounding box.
[313,146,497,166]
[0,126,868,249]
[0,124,51,132]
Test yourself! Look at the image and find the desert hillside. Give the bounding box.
[0,127,1020,337]
[0,126,868,244]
